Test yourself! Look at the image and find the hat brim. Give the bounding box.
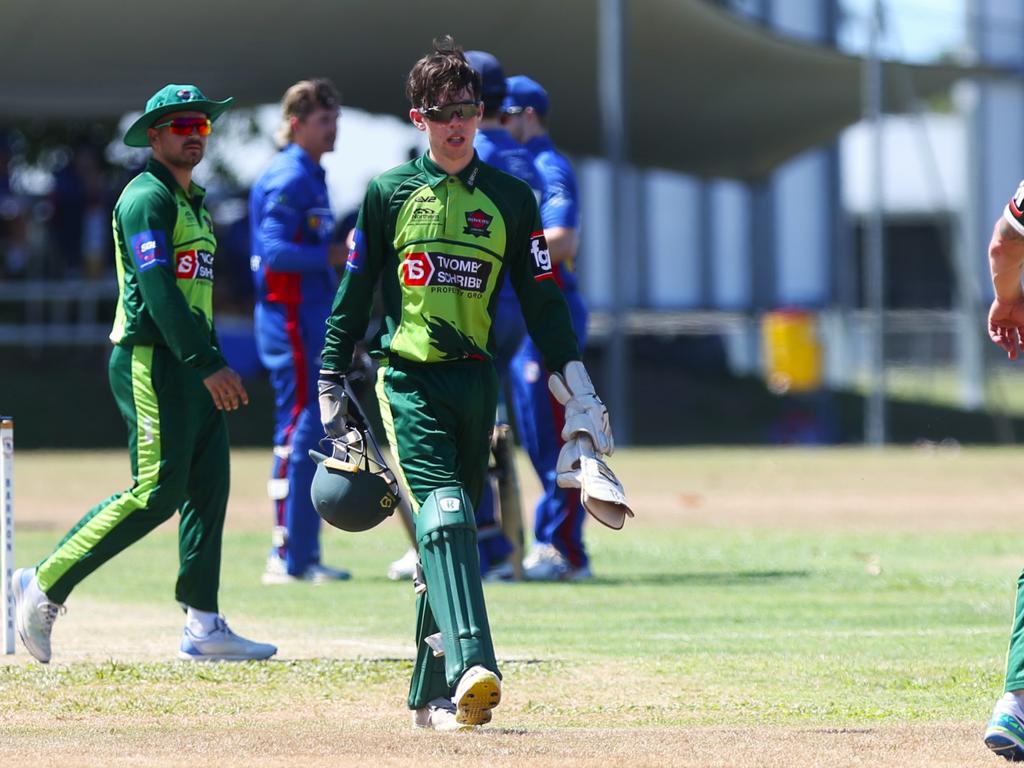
[123,97,234,148]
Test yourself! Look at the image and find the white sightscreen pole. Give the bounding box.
[1,417,13,655]
[864,0,887,446]
[599,0,632,445]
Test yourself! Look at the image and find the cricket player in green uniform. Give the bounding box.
[318,37,614,730]
[12,84,276,664]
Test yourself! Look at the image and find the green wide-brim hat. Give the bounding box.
[123,83,234,148]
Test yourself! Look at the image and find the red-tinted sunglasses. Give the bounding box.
[153,117,213,137]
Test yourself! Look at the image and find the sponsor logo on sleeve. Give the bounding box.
[463,208,493,238]
[530,231,553,281]
[130,230,168,271]
[401,251,493,295]
[346,227,365,273]
[1012,181,1024,217]
[175,249,214,281]
[307,207,335,241]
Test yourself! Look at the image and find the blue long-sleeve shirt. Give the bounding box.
[249,143,337,309]
[475,128,545,305]
[250,143,338,372]
[526,134,580,293]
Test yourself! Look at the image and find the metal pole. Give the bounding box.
[1,417,14,655]
[599,0,632,445]
[864,0,887,445]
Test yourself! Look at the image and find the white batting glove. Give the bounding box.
[548,360,614,455]
[317,370,349,439]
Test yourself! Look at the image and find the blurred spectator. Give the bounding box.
[49,142,116,279]
[0,134,30,279]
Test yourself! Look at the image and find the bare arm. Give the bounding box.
[987,216,1024,359]
[544,226,578,265]
[990,216,1024,300]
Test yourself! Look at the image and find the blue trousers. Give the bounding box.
[475,297,525,572]
[255,302,324,575]
[510,290,589,568]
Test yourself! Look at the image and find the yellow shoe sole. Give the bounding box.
[454,668,501,725]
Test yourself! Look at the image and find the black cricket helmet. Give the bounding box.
[309,427,400,533]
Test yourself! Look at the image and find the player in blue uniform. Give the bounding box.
[250,79,350,583]
[503,75,592,580]
[465,51,547,581]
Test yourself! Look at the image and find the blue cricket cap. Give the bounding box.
[465,50,506,99]
[502,75,549,116]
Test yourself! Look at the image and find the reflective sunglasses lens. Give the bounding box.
[424,102,479,122]
[167,118,212,136]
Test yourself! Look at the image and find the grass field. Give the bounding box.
[1,446,1021,766]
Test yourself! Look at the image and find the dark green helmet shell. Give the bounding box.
[309,447,399,533]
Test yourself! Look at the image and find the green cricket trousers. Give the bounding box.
[375,356,500,709]
[36,344,228,612]
[1004,571,1024,691]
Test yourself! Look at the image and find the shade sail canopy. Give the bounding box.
[0,0,986,179]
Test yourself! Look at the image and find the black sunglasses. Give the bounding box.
[420,101,482,123]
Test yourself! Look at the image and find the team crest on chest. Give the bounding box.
[463,209,493,238]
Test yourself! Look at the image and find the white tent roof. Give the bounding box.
[0,0,990,179]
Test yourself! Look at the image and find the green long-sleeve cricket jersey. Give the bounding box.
[322,152,579,373]
[109,158,226,377]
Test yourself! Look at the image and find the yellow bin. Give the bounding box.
[762,309,822,394]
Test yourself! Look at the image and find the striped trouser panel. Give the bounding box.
[37,345,228,611]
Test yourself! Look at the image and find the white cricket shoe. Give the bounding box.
[481,560,515,582]
[523,544,593,581]
[387,548,419,581]
[13,567,64,664]
[261,554,351,584]
[985,691,1024,761]
[412,697,486,731]
[177,616,277,661]
[453,665,501,725]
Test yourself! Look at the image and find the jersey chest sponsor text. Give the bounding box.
[176,249,214,281]
[401,251,494,294]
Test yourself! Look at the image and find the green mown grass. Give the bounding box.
[2,511,1013,727]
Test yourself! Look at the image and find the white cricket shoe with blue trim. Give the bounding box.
[178,616,277,662]
[986,691,1024,761]
[13,567,64,664]
[387,548,419,581]
[522,544,592,582]
[262,554,351,585]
